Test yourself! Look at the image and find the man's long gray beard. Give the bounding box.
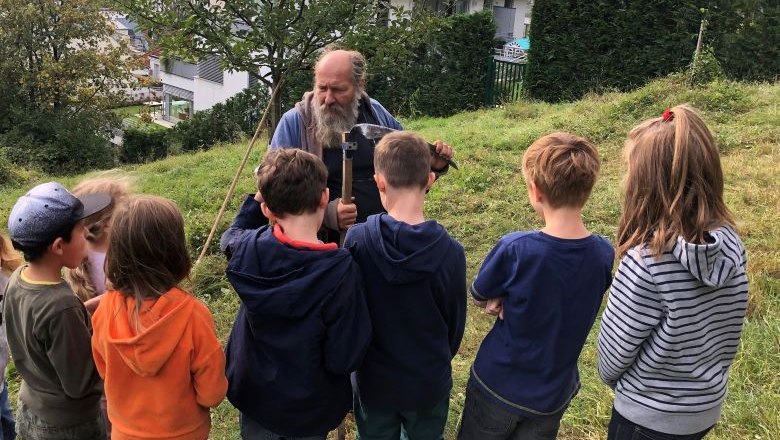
[314,91,361,148]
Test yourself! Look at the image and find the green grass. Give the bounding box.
[111,105,145,118]
[1,75,778,439]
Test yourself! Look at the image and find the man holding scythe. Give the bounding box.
[270,48,454,243]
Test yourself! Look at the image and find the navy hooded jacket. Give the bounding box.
[344,213,467,411]
[221,196,371,436]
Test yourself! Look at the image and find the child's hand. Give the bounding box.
[472,300,487,308]
[84,293,105,315]
[485,297,504,320]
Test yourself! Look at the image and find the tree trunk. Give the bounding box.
[268,75,286,141]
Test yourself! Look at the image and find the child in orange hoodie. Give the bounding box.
[91,195,228,440]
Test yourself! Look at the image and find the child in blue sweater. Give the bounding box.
[458,132,614,440]
[345,131,467,440]
[221,149,371,439]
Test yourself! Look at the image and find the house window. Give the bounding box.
[164,93,192,123]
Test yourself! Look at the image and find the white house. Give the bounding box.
[389,0,533,42]
[150,54,258,123]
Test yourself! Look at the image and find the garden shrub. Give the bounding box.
[121,124,170,163]
[174,83,270,151]
[1,109,116,174]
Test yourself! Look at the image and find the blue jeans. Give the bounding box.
[0,382,15,440]
[457,378,566,440]
[607,407,713,440]
[239,413,326,440]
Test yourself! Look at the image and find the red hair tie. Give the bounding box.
[662,109,674,121]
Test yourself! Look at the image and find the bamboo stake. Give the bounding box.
[194,78,286,269]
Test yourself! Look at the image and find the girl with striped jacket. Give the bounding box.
[597,105,748,440]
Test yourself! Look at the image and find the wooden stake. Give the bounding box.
[194,78,286,270]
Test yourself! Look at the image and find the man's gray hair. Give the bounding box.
[315,47,367,87]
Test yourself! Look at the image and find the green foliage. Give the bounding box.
[346,11,495,117]
[689,45,724,86]
[0,109,116,174]
[526,0,700,102]
[173,84,270,152]
[526,0,778,102]
[121,125,170,164]
[706,0,780,81]
[117,0,375,128]
[0,0,134,175]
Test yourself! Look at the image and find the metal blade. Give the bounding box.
[351,123,397,140]
[350,124,459,170]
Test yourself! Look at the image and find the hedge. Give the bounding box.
[121,124,170,163]
[345,11,496,117]
[526,0,779,102]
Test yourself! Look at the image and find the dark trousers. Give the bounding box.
[457,378,566,440]
[239,413,326,440]
[355,394,450,440]
[607,407,713,440]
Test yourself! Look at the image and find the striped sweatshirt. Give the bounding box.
[597,226,748,435]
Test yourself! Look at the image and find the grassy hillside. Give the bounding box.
[1,75,778,439]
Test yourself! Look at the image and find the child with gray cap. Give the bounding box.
[3,181,110,440]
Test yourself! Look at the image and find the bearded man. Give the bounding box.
[270,48,453,242]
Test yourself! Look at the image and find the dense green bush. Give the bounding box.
[707,0,779,81]
[174,84,270,151]
[526,0,778,103]
[346,11,495,117]
[0,109,116,174]
[121,124,170,163]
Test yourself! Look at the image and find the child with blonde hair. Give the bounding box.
[598,105,748,439]
[91,195,227,440]
[65,175,131,313]
[0,234,22,440]
[458,132,613,440]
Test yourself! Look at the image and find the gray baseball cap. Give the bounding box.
[8,182,111,248]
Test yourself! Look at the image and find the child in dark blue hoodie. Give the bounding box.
[344,131,467,440]
[220,149,371,439]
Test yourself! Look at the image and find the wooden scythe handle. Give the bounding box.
[339,132,353,247]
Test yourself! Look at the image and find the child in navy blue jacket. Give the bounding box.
[457,132,614,440]
[220,149,371,439]
[344,131,467,440]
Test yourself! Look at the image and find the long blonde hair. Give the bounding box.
[617,105,734,257]
[64,174,132,301]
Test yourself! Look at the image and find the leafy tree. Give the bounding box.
[116,0,375,132]
[0,0,135,172]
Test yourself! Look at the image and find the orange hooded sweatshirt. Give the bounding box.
[91,288,227,440]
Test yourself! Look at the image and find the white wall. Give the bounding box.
[149,57,161,81]
[193,70,249,112]
[160,70,195,93]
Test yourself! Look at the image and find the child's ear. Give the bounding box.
[49,238,65,257]
[425,172,435,191]
[528,181,544,203]
[374,173,387,193]
[260,202,277,223]
[320,188,329,209]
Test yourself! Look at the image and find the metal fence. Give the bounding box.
[485,57,524,107]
